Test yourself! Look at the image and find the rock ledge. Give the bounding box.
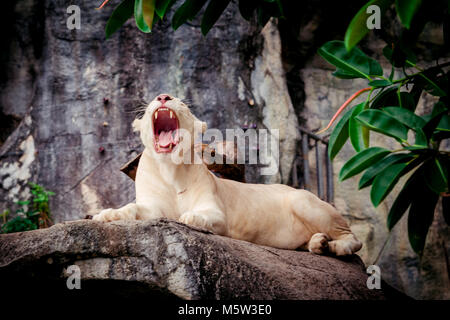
[0,219,392,299]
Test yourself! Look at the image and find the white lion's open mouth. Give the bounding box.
[152,107,180,153]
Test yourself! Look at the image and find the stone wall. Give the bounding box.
[0,1,298,222]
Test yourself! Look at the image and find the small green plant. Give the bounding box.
[1,183,55,234]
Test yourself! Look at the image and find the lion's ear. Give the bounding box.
[132,118,141,132]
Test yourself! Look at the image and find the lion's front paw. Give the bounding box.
[92,208,117,222]
[92,204,138,222]
[179,211,214,232]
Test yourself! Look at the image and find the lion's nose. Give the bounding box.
[156,94,172,102]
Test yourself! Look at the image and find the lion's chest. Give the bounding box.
[174,188,196,214]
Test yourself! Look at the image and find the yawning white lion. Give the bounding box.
[93,94,362,256]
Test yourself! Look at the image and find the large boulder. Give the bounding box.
[0,219,399,300]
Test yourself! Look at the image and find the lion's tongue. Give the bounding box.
[159,130,174,148]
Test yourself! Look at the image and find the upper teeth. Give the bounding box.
[155,111,158,119]
[170,111,173,118]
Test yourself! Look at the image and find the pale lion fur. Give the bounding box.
[93,95,362,255]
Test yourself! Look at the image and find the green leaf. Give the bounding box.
[437,114,450,131]
[368,80,392,87]
[332,68,360,79]
[155,0,176,18]
[382,106,426,129]
[105,0,135,39]
[421,73,447,97]
[339,147,391,181]
[135,0,154,32]
[318,40,383,80]
[403,146,429,153]
[414,128,428,146]
[359,153,414,189]
[387,166,422,230]
[408,183,439,255]
[362,126,370,148]
[422,101,448,140]
[383,42,417,68]
[395,0,422,29]
[388,65,395,81]
[370,86,398,109]
[383,45,393,62]
[201,0,231,36]
[27,211,40,217]
[172,0,208,30]
[349,103,366,152]
[328,105,354,160]
[409,80,424,108]
[431,100,447,116]
[370,162,409,207]
[397,91,416,111]
[0,210,9,218]
[345,0,393,50]
[424,158,448,194]
[400,92,419,112]
[143,0,156,30]
[356,109,409,142]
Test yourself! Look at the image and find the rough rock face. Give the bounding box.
[0,219,395,300]
[0,1,297,222]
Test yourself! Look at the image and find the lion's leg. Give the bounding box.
[135,203,165,220]
[302,233,361,256]
[179,209,226,235]
[291,190,362,256]
[93,203,139,222]
[93,202,166,222]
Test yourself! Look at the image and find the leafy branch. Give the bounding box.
[318,0,449,256]
[98,0,284,39]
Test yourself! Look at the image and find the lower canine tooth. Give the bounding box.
[169,144,172,150]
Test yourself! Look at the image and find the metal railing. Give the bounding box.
[291,127,334,203]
